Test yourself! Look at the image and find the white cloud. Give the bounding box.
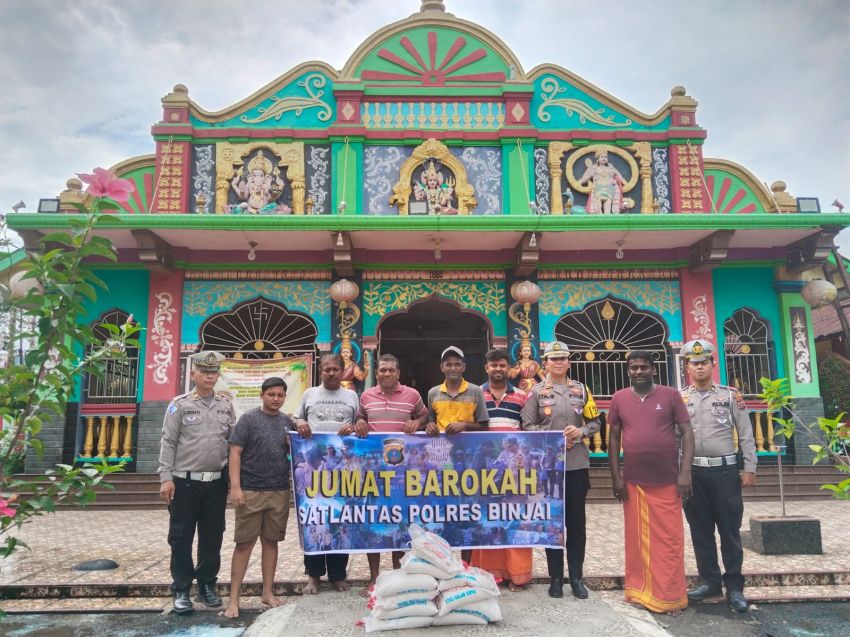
[1,0,848,251]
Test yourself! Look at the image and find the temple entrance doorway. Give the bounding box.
[377,297,491,402]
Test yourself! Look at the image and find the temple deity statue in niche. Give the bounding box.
[509,339,544,394]
[229,150,291,214]
[412,160,458,215]
[577,149,631,214]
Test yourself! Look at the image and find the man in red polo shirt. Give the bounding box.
[607,350,694,615]
[353,353,428,594]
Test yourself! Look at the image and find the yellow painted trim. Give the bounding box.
[188,61,341,123]
[528,64,695,127]
[703,158,777,212]
[109,154,155,177]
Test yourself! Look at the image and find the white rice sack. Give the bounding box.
[437,586,500,616]
[371,589,438,610]
[374,570,438,598]
[363,615,434,633]
[408,523,463,575]
[432,598,503,625]
[437,567,499,593]
[400,553,455,579]
[370,599,438,620]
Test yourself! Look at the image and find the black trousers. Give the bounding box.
[304,553,349,582]
[684,464,745,592]
[168,476,228,592]
[545,468,590,580]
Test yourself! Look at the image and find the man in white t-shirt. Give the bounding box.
[293,353,359,594]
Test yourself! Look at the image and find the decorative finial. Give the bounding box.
[421,1,446,12]
[670,86,686,97]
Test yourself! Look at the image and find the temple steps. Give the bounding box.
[13,464,844,509]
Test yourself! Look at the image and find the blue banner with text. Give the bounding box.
[291,431,566,554]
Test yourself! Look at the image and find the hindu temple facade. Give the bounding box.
[11,2,849,474]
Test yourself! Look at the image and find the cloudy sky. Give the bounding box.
[2,0,849,252]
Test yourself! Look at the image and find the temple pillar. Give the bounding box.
[679,268,720,384]
[142,270,185,400]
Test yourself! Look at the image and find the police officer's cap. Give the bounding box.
[542,341,570,359]
[192,350,225,371]
[680,340,715,363]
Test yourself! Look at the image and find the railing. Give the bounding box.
[77,405,137,463]
[84,356,139,404]
[724,351,772,399]
[579,406,782,459]
[567,350,669,401]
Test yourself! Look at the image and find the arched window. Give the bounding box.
[554,297,669,398]
[199,297,317,360]
[723,308,773,398]
[85,309,139,404]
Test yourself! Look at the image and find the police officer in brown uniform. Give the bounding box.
[159,351,236,614]
[679,340,757,613]
[521,341,601,599]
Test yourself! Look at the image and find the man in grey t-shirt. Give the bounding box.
[293,353,359,594]
[224,377,294,619]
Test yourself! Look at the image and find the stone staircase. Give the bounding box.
[14,464,845,510]
[587,465,844,503]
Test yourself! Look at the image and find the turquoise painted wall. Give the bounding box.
[190,71,335,129]
[531,74,671,132]
[712,268,785,383]
[73,269,150,401]
[538,280,682,343]
[181,280,331,344]
[362,280,506,337]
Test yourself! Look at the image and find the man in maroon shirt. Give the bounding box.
[607,351,694,614]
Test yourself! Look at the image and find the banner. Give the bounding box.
[291,431,566,554]
[214,355,312,418]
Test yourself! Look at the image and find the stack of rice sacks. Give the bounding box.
[363,524,501,633]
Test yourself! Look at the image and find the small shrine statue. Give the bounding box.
[509,339,544,393]
[339,337,370,391]
[577,149,631,214]
[230,150,291,214]
[413,160,458,215]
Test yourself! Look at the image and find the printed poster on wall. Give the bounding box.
[290,431,566,554]
[214,355,312,418]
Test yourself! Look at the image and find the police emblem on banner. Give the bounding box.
[383,438,405,465]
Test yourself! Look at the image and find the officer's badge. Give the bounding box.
[692,342,704,355]
[383,438,405,465]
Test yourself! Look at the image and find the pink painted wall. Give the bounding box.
[142,270,185,400]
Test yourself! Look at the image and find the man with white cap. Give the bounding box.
[679,339,756,613]
[425,345,489,435]
[159,350,235,614]
[521,341,601,599]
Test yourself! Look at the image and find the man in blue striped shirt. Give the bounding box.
[469,348,532,590]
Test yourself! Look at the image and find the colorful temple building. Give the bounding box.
[8,1,850,475]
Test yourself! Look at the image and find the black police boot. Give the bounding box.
[687,582,722,601]
[569,578,589,599]
[194,582,223,607]
[727,590,748,613]
[172,590,193,614]
[548,577,564,598]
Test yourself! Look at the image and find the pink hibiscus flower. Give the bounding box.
[0,497,16,518]
[77,168,135,203]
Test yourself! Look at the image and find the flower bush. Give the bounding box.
[0,169,142,617]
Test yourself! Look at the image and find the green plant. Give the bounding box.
[817,353,850,420]
[760,377,850,500]
[0,169,143,618]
